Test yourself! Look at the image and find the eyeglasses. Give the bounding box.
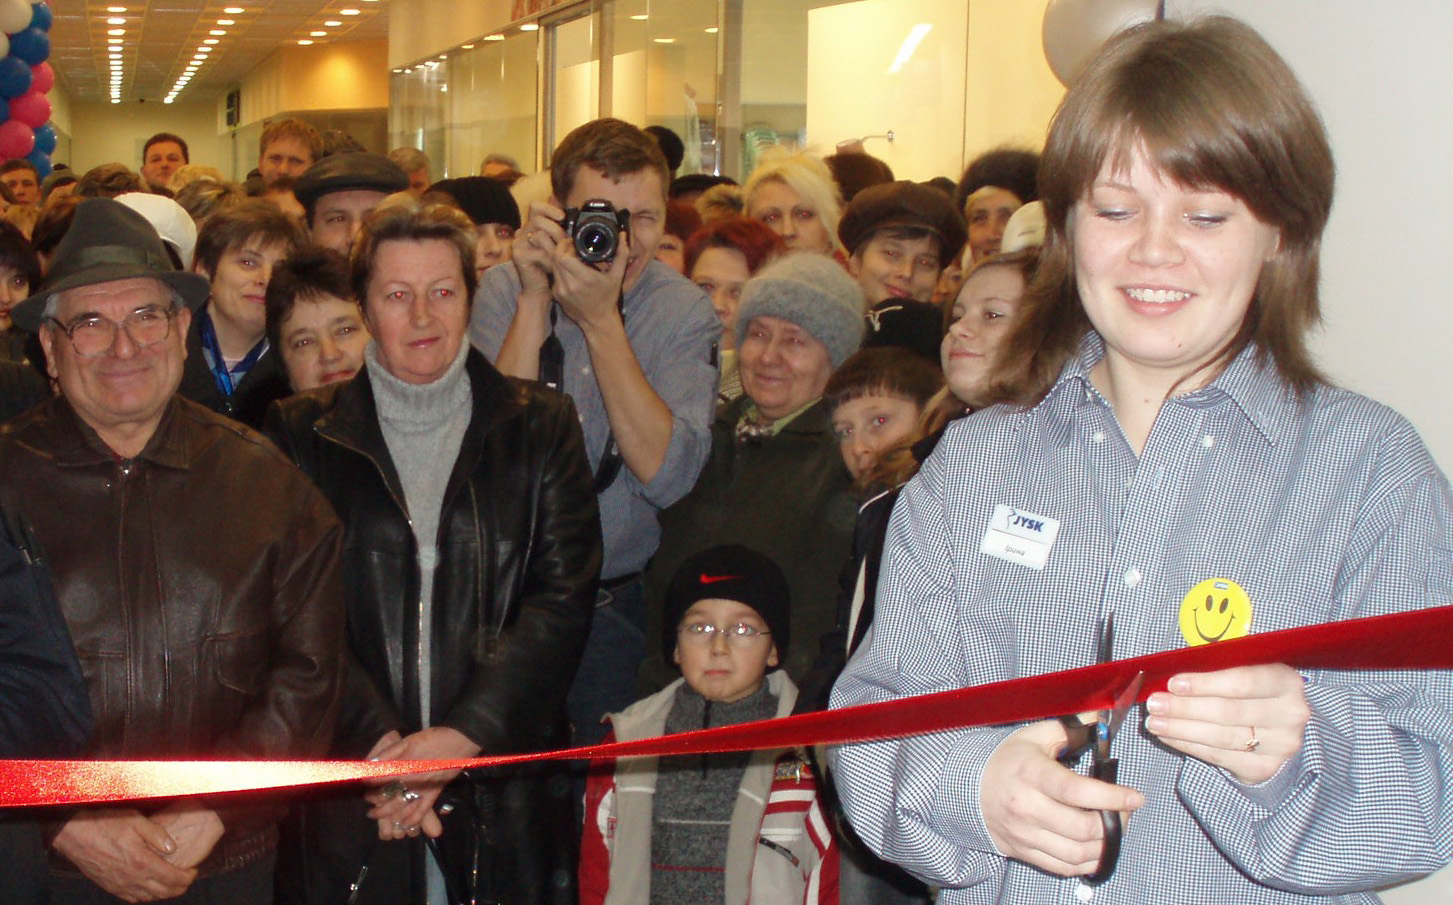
[677,622,772,646]
[49,305,178,358]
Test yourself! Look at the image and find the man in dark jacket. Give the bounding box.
[1,197,346,903]
[0,502,92,905]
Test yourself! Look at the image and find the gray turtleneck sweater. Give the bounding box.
[364,339,472,728]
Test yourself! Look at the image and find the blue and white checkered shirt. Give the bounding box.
[829,334,1453,904]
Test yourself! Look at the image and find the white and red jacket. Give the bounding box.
[580,671,838,905]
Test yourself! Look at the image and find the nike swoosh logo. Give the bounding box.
[699,573,743,585]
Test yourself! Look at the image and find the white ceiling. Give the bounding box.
[50,0,391,104]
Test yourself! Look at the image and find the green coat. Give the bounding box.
[644,396,858,684]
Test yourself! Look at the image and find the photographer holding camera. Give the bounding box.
[470,118,720,746]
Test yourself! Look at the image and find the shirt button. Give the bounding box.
[1076,881,1094,902]
[1201,434,1215,448]
[1124,567,1143,588]
[1091,430,1106,444]
[581,366,591,375]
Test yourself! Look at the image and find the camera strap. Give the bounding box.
[537,296,626,497]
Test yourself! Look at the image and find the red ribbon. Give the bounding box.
[5,603,1452,809]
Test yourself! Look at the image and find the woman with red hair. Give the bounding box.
[684,217,784,401]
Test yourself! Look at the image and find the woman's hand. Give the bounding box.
[362,727,482,841]
[982,719,1144,877]
[1145,663,1309,784]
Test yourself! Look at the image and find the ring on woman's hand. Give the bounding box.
[401,788,422,803]
[392,820,404,832]
[1244,727,1261,752]
[380,780,407,800]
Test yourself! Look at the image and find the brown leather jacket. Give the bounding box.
[0,395,346,878]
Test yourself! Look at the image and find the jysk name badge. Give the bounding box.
[980,504,1061,571]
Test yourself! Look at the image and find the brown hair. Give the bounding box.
[549,118,669,205]
[1015,15,1335,402]
[265,245,357,352]
[259,117,324,164]
[350,200,478,309]
[946,249,1045,408]
[192,200,307,279]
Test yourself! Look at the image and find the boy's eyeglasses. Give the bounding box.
[678,622,772,646]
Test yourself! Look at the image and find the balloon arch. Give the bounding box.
[0,1,54,175]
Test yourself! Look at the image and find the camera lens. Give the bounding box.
[576,223,617,263]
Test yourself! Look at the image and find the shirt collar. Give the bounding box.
[1038,331,1298,447]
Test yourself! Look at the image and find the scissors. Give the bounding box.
[1056,613,1145,886]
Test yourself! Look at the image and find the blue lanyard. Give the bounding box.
[197,307,267,398]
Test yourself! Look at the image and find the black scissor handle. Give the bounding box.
[1084,755,1123,885]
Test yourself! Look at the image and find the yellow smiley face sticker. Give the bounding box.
[1179,578,1253,646]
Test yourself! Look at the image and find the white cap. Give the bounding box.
[115,192,198,270]
[1000,201,1045,255]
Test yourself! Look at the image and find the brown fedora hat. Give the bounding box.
[11,197,211,333]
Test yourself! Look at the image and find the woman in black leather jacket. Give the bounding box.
[266,202,602,905]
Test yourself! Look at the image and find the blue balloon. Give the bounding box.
[0,57,30,100]
[32,121,54,155]
[25,148,49,178]
[30,3,52,33]
[9,28,48,66]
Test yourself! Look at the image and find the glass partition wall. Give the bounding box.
[389,0,1059,183]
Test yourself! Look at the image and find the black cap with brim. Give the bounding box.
[294,152,410,209]
[11,198,211,333]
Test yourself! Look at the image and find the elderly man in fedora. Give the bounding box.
[0,197,346,903]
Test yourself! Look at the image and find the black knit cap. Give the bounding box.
[662,544,791,667]
[428,177,521,230]
[837,179,968,268]
[294,152,409,211]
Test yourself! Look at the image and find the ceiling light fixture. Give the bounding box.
[325,20,341,26]
[311,31,326,36]
[520,23,539,31]
[653,37,675,43]
[484,34,504,41]
[298,39,314,45]
[340,9,360,15]
[705,27,719,34]
[107,17,126,25]
[107,6,127,11]
[217,19,235,25]
[209,29,226,35]
[204,38,219,44]
[107,28,125,35]
[223,7,245,13]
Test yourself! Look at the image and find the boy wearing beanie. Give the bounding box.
[581,545,837,905]
[836,180,967,305]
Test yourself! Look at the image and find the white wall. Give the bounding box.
[1167,0,1453,473]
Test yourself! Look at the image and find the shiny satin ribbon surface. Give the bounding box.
[5,603,1452,809]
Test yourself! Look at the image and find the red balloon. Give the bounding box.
[9,89,49,128]
[0,120,34,160]
[29,62,52,95]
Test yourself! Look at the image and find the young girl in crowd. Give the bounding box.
[581,544,836,905]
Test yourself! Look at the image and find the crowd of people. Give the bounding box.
[1,13,1452,905]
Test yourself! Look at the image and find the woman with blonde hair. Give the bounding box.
[743,148,845,259]
[833,16,1453,904]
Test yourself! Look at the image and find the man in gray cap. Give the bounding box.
[294,151,409,257]
[0,198,345,903]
